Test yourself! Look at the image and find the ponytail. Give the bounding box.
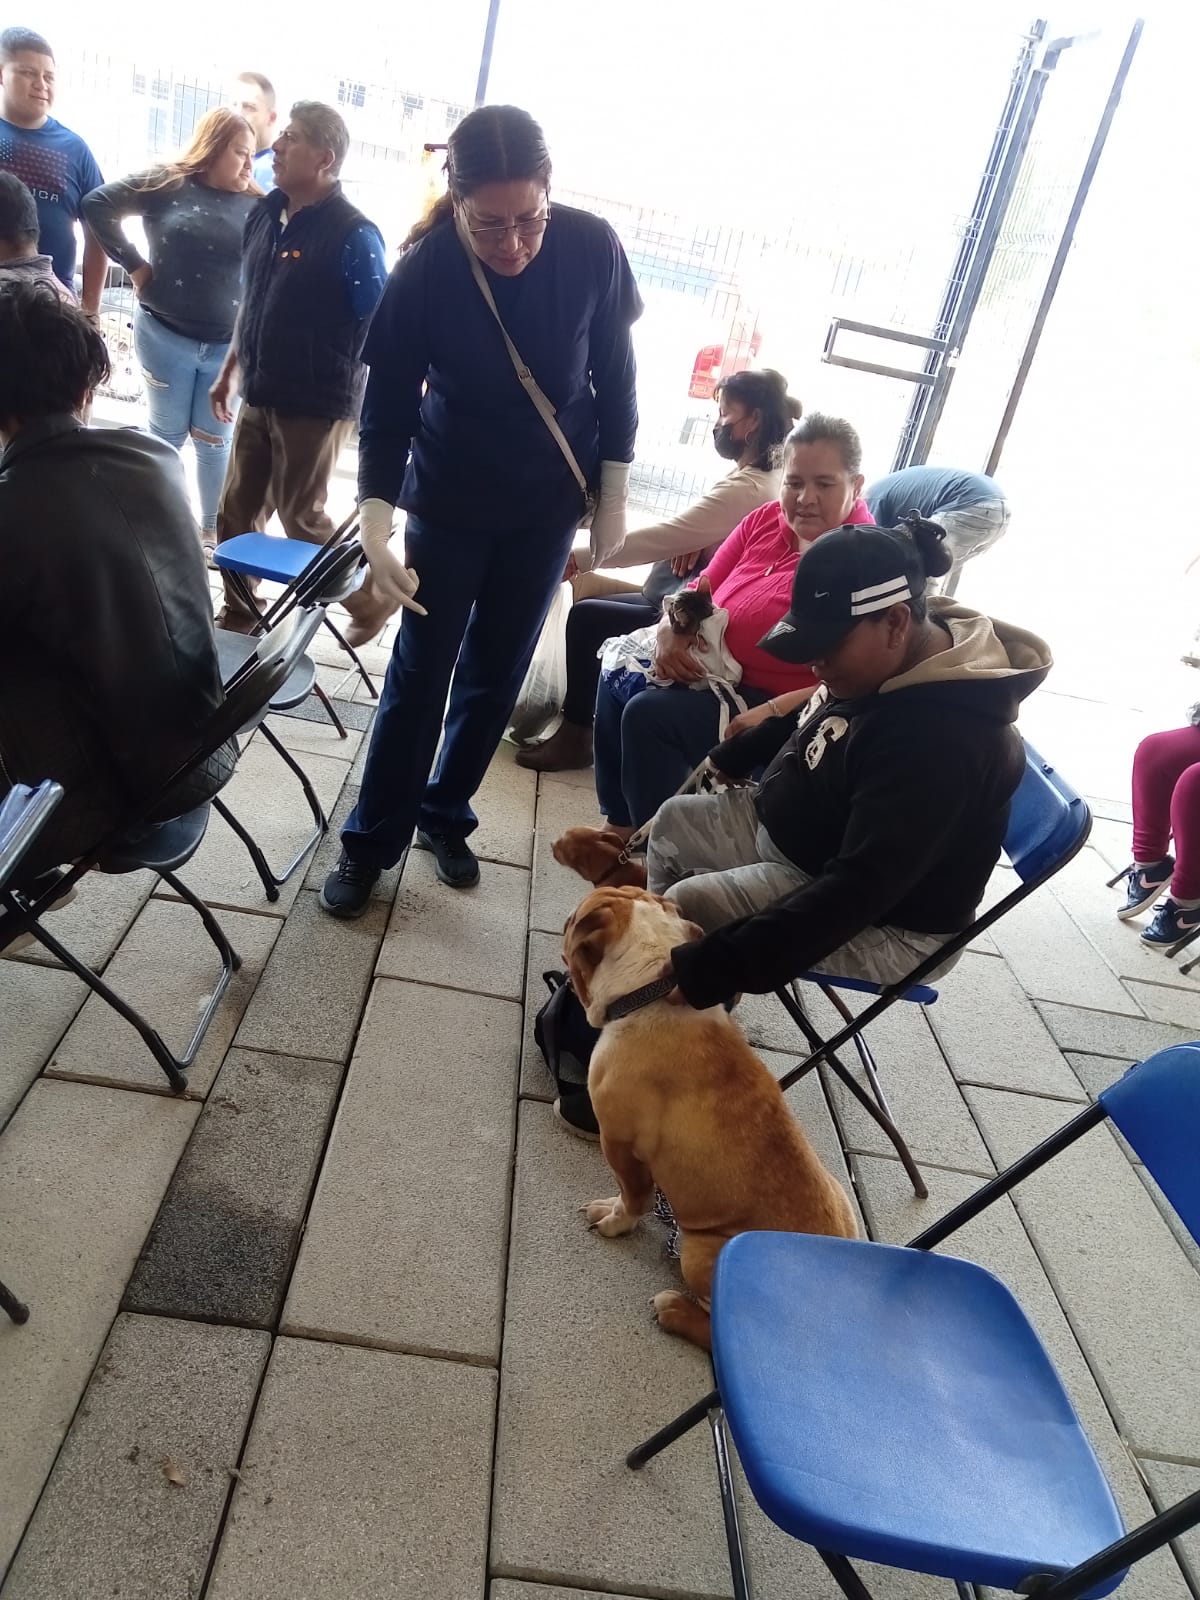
[403,189,453,251]
[898,511,954,581]
[716,366,803,470]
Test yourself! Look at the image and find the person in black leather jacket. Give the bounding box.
[0,280,234,877]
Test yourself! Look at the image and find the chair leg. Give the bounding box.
[1105,861,1131,889]
[155,870,239,1070]
[25,917,189,1093]
[1166,923,1200,961]
[626,1389,720,1468]
[213,796,280,902]
[312,681,349,740]
[777,987,928,1200]
[0,1276,30,1325]
[213,725,327,895]
[710,1405,752,1600]
[323,615,379,700]
[820,983,898,1125]
[818,1551,876,1600]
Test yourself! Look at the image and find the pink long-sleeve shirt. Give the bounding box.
[701,497,873,695]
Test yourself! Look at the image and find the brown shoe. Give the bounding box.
[342,582,397,650]
[515,719,593,772]
[215,605,264,636]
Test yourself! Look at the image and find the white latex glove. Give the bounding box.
[587,460,631,570]
[358,497,427,616]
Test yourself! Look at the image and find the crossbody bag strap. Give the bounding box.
[457,218,590,499]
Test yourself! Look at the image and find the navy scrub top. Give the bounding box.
[357,203,643,536]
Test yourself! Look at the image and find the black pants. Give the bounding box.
[562,593,659,725]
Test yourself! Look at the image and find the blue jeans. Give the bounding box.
[594,675,772,828]
[342,513,578,869]
[134,305,235,532]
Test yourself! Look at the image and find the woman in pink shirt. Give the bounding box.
[593,413,869,830]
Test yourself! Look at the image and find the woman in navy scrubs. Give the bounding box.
[320,105,642,916]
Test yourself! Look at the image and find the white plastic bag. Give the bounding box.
[508,583,571,745]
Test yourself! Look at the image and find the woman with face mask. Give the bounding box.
[518,367,801,773]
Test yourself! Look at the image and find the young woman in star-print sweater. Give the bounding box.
[82,107,263,542]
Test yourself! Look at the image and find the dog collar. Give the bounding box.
[605,974,678,1022]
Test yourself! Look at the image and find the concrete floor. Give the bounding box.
[2,606,1199,1600]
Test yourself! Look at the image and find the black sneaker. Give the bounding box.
[319,850,381,918]
[415,829,480,888]
[1141,897,1200,948]
[1116,856,1173,920]
[553,1089,600,1141]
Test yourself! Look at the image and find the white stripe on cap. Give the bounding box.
[849,576,911,615]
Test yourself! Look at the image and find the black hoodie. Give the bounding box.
[669,600,1052,1009]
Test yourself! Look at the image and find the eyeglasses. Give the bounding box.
[463,208,551,243]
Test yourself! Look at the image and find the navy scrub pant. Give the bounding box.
[593,675,772,829]
[341,513,577,869]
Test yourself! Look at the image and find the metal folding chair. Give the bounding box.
[629,1043,1200,1600]
[213,510,378,731]
[773,741,1092,1198]
[0,778,66,1326]
[0,607,326,1093]
[211,541,367,900]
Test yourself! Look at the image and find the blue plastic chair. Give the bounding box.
[213,511,379,726]
[775,741,1092,1198]
[628,1044,1200,1600]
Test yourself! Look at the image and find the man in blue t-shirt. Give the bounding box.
[231,70,279,192]
[0,26,106,313]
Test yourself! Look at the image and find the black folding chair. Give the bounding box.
[773,741,1092,1199]
[0,606,326,1094]
[213,510,378,733]
[0,778,67,1326]
[211,540,368,900]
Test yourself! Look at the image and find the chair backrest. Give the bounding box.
[0,779,64,893]
[1004,740,1092,885]
[211,605,327,748]
[258,512,360,631]
[1099,1045,1200,1247]
[292,538,365,611]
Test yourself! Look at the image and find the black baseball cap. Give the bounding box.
[758,523,927,664]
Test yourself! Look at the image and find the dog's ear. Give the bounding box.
[563,902,613,1005]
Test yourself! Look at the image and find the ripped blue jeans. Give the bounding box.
[133,304,234,533]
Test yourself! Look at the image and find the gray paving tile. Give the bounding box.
[1065,1052,1136,1100]
[376,850,529,1001]
[1089,815,1134,874]
[282,978,519,1361]
[0,1081,198,1571]
[1050,847,1200,992]
[737,988,810,1054]
[2,1315,269,1600]
[989,885,1143,1014]
[928,952,1086,1099]
[0,962,85,1131]
[1140,1459,1200,1590]
[491,1584,644,1600]
[535,764,597,793]
[1035,1001,1196,1063]
[235,889,388,1064]
[207,1339,495,1600]
[492,1101,831,1599]
[13,868,156,973]
[472,740,538,869]
[311,658,368,706]
[171,739,350,914]
[521,931,566,1102]
[307,628,391,679]
[46,898,279,1098]
[963,1085,1200,1460]
[785,991,994,1176]
[262,713,363,765]
[854,1156,1191,1600]
[301,779,402,904]
[1124,979,1200,1030]
[529,779,602,935]
[124,1049,342,1327]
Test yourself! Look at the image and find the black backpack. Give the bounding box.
[533,971,600,1090]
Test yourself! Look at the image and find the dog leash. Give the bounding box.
[608,756,715,876]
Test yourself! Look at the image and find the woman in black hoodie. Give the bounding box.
[648,517,1052,1011]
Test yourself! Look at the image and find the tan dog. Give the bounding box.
[552,827,648,889]
[563,884,858,1350]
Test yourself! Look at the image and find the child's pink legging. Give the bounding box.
[1132,725,1200,900]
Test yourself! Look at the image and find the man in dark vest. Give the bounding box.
[210,100,389,638]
